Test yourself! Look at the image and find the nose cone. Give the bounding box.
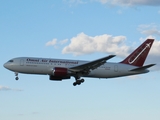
[4,59,15,71]
[3,62,13,71]
[3,63,9,69]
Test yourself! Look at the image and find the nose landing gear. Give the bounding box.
[15,72,19,80]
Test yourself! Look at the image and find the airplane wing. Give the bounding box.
[69,55,115,72]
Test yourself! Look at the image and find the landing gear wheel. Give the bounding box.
[81,79,84,83]
[77,82,81,85]
[73,82,77,86]
[15,72,19,80]
[15,77,19,80]
[73,78,85,86]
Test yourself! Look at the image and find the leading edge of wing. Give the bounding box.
[69,55,116,72]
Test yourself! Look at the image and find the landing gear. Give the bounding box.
[15,72,19,80]
[15,77,19,80]
[73,78,85,86]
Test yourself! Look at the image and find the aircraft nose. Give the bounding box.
[3,63,8,68]
[3,62,10,69]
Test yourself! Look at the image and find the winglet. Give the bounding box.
[120,39,154,67]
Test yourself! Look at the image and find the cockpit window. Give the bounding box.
[8,60,14,62]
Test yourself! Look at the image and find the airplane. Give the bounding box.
[3,39,155,86]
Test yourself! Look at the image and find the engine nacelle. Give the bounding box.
[52,67,68,76]
[49,67,71,81]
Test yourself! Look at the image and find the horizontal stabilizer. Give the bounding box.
[130,64,156,71]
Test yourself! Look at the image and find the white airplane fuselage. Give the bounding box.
[4,57,148,79]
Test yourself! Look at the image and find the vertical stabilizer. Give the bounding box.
[120,39,154,67]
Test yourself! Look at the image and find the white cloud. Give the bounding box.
[0,85,23,91]
[138,24,160,36]
[45,39,68,48]
[96,0,160,6]
[45,39,57,46]
[0,86,11,91]
[60,39,68,45]
[62,32,130,56]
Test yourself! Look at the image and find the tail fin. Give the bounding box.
[120,39,154,67]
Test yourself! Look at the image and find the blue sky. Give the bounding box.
[1,0,160,120]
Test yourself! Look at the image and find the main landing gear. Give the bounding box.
[73,78,85,86]
[15,72,19,80]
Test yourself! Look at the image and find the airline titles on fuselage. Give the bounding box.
[26,58,78,64]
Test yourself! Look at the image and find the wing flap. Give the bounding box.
[130,64,156,71]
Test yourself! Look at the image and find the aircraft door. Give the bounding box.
[20,59,24,66]
[114,65,118,72]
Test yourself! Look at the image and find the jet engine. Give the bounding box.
[49,67,70,81]
[52,67,68,76]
